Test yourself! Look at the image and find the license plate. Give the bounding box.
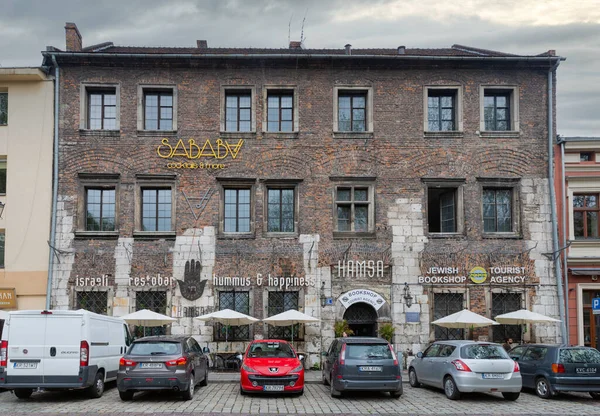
[139,363,163,369]
[359,366,382,372]
[576,368,597,374]
[264,385,284,391]
[13,362,37,369]
[482,373,504,379]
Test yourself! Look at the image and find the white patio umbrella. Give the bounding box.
[431,309,499,329]
[195,309,259,342]
[262,309,320,343]
[121,309,177,336]
[0,310,9,320]
[494,309,562,324]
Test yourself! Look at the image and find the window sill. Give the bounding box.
[219,131,256,139]
[79,129,121,137]
[74,231,120,240]
[218,233,256,240]
[333,132,374,140]
[133,231,176,240]
[262,132,299,139]
[428,232,465,239]
[424,131,464,139]
[570,239,600,245]
[264,232,298,239]
[137,130,177,137]
[333,231,376,239]
[479,131,520,139]
[482,233,521,239]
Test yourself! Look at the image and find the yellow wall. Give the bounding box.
[0,68,54,310]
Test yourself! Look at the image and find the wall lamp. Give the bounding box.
[0,202,5,218]
[403,282,414,308]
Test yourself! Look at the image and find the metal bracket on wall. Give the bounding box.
[182,188,214,221]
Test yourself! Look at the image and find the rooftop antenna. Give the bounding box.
[288,13,294,46]
[300,9,308,45]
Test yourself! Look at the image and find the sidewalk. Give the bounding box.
[208,369,410,384]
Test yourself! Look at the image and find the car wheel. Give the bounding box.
[444,376,461,400]
[330,375,342,398]
[502,392,520,401]
[535,377,552,399]
[322,371,330,386]
[199,368,208,387]
[240,386,247,396]
[119,390,134,401]
[408,368,420,388]
[181,373,195,401]
[14,389,33,399]
[87,371,105,399]
[390,391,402,399]
[297,388,304,396]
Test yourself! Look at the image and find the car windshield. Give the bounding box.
[129,341,181,356]
[461,344,509,360]
[248,341,295,358]
[560,348,600,364]
[346,344,392,360]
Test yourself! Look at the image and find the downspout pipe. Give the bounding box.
[558,136,569,344]
[46,56,59,310]
[548,60,567,343]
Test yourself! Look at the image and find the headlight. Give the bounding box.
[241,363,258,373]
[291,363,303,373]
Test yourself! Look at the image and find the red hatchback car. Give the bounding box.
[240,340,304,395]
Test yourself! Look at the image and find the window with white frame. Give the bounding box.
[0,92,7,125]
[87,89,117,130]
[333,183,375,235]
[425,87,462,132]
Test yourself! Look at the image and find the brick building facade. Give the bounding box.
[43,23,563,366]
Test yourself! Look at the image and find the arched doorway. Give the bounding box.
[343,302,378,337]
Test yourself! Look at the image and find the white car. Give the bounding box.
[409,340,522,400]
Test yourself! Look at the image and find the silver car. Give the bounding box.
[408,340,521,400]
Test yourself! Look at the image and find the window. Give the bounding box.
[87,89,117,130]
[224,188,251,233]
[0,92,7,125]
[334,185,374,234]
[267,92,293,132]
[480,86,519,133]
[580,152,594,162]
[76,291,108,314]
[267,188,295,233]
[144,91,173,130]
[491,292,522,343]
[428,90,456,131]
[0,231,4,268]
[433,292,463,340]
[573,194,599,239]
[225,92,252,132]
[0,160,6,194]
[483,189,512,232]
[134,291,168,337]
[142,188,172,232]
[85,188,116,231]
[484,91,510,131]
[216,291,250,341]
[338,92,366,132]
[267,291,300,340]
[428,188,457,233]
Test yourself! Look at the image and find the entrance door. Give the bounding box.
[343,302,377,337]
[583,290,600,348]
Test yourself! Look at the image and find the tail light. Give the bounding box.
[80,340,89,367]
[451,359,472,372]
[339,344,346,365]
[119,357,136,367]
[513,361,520,372]
[165,357,187,367]
[0,340,7,367]
[389,344,398,366]
[552,363,565,373]
[40,310,53,315]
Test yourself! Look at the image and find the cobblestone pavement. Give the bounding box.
[1,383,600,415]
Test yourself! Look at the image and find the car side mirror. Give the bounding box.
[322,351,329,357]
[203,347,210,353]
[298,354,305,361]
[416,352,424,359]
[512,357,519,361]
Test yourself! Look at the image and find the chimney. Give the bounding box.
[197,40,208,49]
[65,22,82,52]
[345,44,352,55]
[397,45,406,55]
[547,49,556,56]
[289,41,302,49]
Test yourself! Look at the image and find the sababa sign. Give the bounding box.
[157,138,244,170]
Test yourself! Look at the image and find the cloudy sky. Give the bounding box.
[0,0,598,136]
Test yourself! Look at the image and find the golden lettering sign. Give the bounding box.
[0,288,17,309]
[157,138,244,170]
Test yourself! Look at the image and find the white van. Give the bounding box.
[0,309,132,399]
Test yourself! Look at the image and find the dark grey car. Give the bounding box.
[117,336,208,401]
[322,337,402,398]
[508,344,600,399]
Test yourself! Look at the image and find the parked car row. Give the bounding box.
[408,340,600,401]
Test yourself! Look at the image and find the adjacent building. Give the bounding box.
[0,68,54,314]
[44,22,564,366]
[556,136,600,347]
